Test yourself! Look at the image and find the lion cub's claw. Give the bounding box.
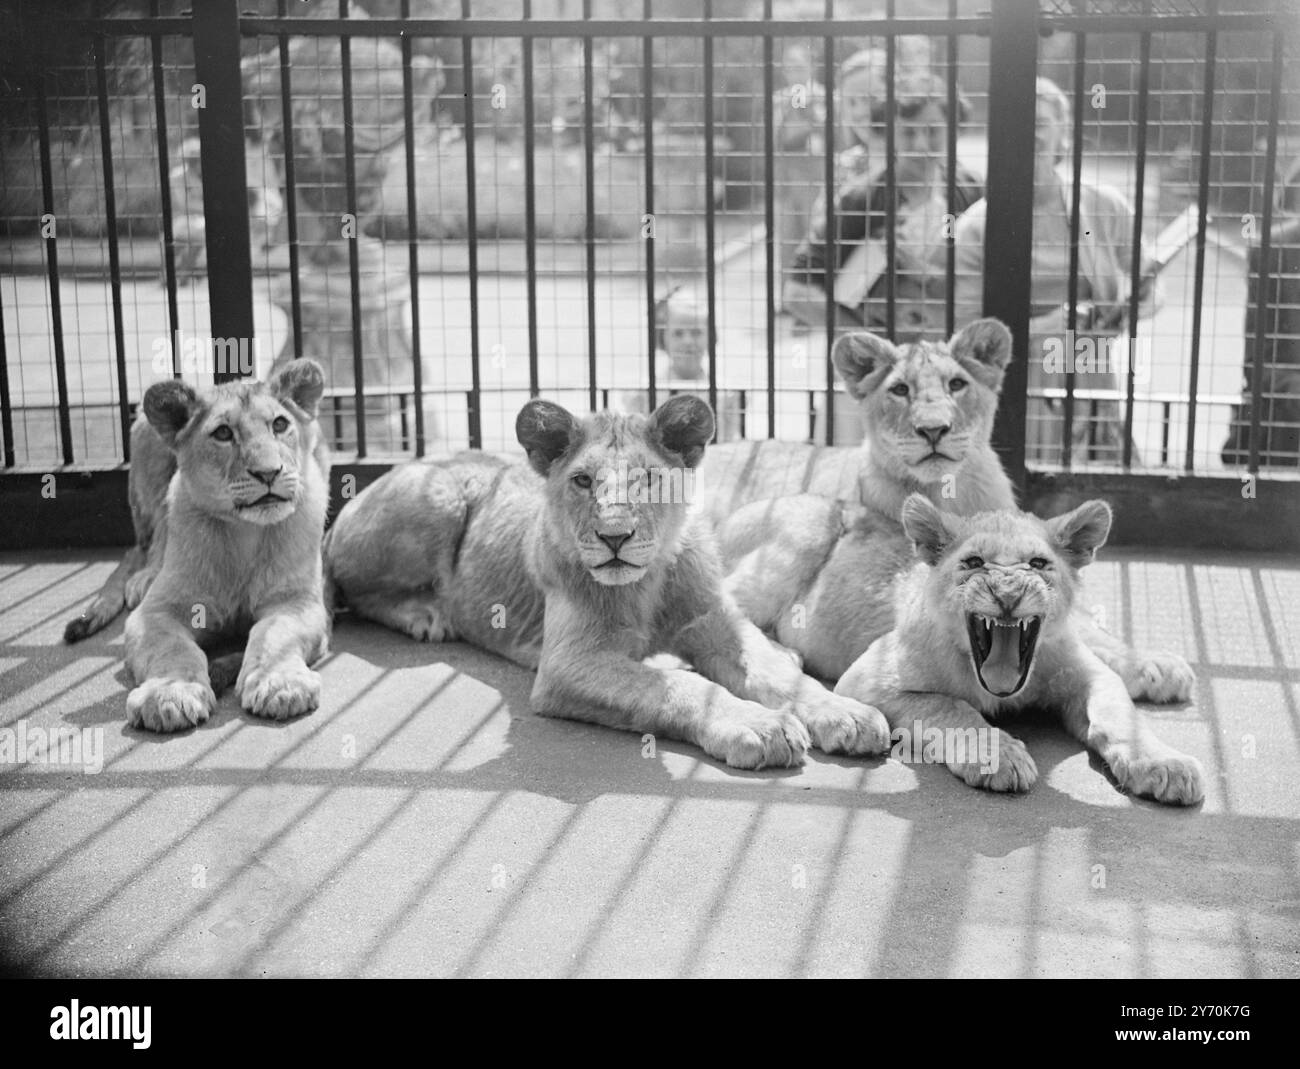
[1110,751,1205,806]
[238,662,321,721]
[950,730,1037,793]
[127,677,215,733]
[704,703,809,770]
[799,694,891,756]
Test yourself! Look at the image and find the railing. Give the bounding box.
[1,0,1297,552]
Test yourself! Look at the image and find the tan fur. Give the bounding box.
[707,319,1195,702]
[117,361,332,733]
[324,396,892,770]
[836,496,1205,805]
[64,418,176,644]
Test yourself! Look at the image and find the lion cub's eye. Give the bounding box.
[272,415,290,434]
[211,425,234,442]
[889,382,910,397]
[949,378,967,392]
[961,555,985,569]
[1029,557,1050,570]
[571,473,593,490]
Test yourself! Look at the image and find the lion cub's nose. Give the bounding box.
[598,531,633,555]
[249,466,282,487]
[917,424,950,447]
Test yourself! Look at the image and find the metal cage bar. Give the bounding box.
[582,0,598,415]
[400,0,425,456]
[1063,28,1087,468]
[1184,13,1217,473]
[338,0,367,455]
[93,18,131,462]
[763,0,776,439]
[703,0,719,424]
[822,0,836,445]
[149,0,181,370]
[522,0,540,398]
[1122,28,1152,469]
[462,0,483,450]
[643,0,657,413]
[35,72,73,465]
[277,0,304,362]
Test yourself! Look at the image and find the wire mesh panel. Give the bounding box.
[0,0,1296,551]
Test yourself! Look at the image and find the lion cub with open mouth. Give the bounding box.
[325,396,890,770]
[836,494,1205,805]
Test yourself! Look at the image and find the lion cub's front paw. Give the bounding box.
[1123,650,1195,704]
[949,729,1037,794]
[796,693,890,756]
[702,702,809,770]
[127,677,215,733]
[1109,750,1204,806]
[238,662,321,721]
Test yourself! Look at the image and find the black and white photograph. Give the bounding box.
[0,0,1296,1001]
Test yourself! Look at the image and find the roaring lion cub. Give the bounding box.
[324,396,890,770]
[835,494,1205,805]
[70,361,332,733]
[707,319,1194,702]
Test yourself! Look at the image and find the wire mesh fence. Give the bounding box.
[1,0,1297,514]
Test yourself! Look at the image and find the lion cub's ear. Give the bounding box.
[1046,499,1113,569]
[516,399,580,477]
[647,394,714,469]
[832,332,897,400]
[270,359,326,419]
[949,318,1012,385]
[901,492,955,566]
[142,379,200,448]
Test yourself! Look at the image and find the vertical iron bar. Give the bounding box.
[0,282,13,468]
[1122,30,1151,469]
[884,6,896,340]
[984,0,1038,490]
[522,0,540,397]
[462,0,482,449]
[338,0,366,455]
[1064,28,1086,468]
[822,0,835,444]
[583,0,598,413]
[192,0,256,383]
[763,0,776,438]
[278,0,303,360]
[703,0,718,424]
[35,74,74,464]
[944,0,958,338]
[401,0,425,456]
[94,20,131,461]
[643,0,657,411]
[150,0,180,372]
[1249,30,1284,474]
[1184,20,1216,472]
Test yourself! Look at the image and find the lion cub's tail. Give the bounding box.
[63,545,146,644]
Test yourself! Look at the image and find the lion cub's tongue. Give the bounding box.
[979,626,1022,695]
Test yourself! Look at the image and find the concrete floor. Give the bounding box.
[1,544,1298,978]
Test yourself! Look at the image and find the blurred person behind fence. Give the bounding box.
[952,77,1162,466]
[783,39,982,340]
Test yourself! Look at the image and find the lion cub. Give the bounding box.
[112,362,332,733]
[836,495,1205,805]
[325,396,890,770]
